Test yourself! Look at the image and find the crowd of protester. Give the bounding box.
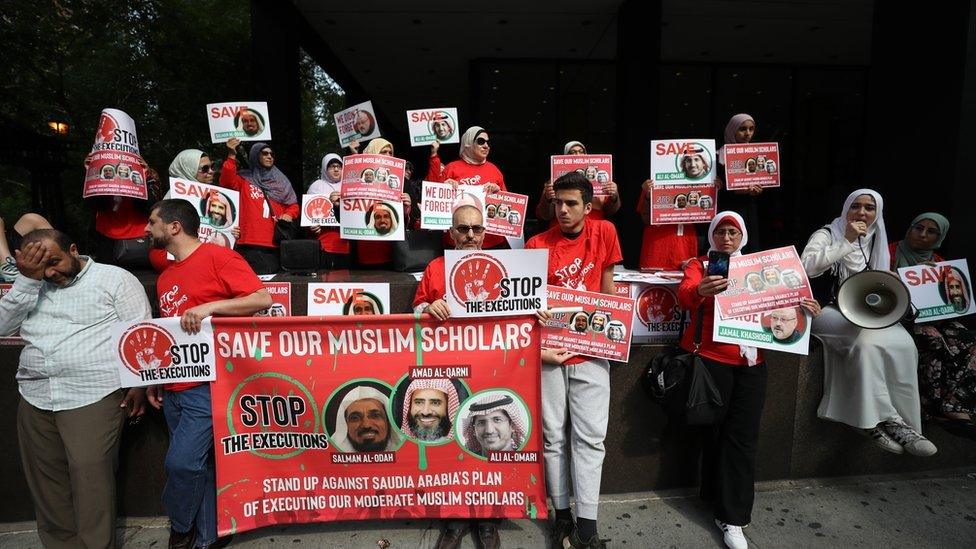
[0,111,972,549]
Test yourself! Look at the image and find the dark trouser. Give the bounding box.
[235,244,280,274]
[17,391,126,549]
[698,358,767,526]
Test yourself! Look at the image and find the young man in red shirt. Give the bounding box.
[144,199,272,549]
[526,173,622,549]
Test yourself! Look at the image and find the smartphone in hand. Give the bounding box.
[707,250,730,278]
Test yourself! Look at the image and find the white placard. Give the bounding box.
[334,100,381,146]
[444,249,548,318]
[406,107,460,146]
[650,139,717,184]
[420,181,486,230]
[300,194,338,227]
[206,101,272,143]
[169,178,240,249]
[712,301,812,355]
[898,259,975,323]
[307,283,391,316]
[114,317,215,387]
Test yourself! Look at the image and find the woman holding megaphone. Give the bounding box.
[801,189,937,457]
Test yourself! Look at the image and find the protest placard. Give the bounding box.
[550,154,613,198]
[206,101,272,143]
[541,285,636,362]
[629,282,689,344]
[334,100,381,146]
[485,191,528,238]
[341,154,405,202]
[307,283,391,316]
[650,139,717,184]
[713,302,812,355]
[300,194,337,227]
[898,259,976,322]
[83,108,148,199]
[649,183,717,224]
[169,178,240,249]
[723,142,780,190]
[715,246,813,319]
[113,317,215,388]
[443,250,548,318]
[407,107,460,146]
[420,182,486,230]
[0,284,23,345]
[339,199,405,241]
[211,314,546,535]
[255,282,291,318]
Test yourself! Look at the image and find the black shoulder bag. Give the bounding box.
[641,303,724,425]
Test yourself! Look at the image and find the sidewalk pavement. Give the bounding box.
[2,468,975,548]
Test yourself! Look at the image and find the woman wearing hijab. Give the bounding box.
[717,114,765,250]
[352,139,414,268]
[801,189,937,456]
[679,211,820,549]
[889,213,976,439]
[219,138,299,274]
[307,153,349,269]
[535,140,621,223]
[426,126,508,249]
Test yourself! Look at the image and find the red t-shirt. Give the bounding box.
[157,243,265,391]
[677,256,764,366]
[427,157,508,249]
[526,219,623,365]
[317,227,350,254]
[413,256,447,308]
[637,187,698,270]
[219,158,300,248]
[95,197,149,239]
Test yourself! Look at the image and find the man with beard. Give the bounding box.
[944,270,969,312]
[0,229,151,548]
[366,203,397,236]
[343,292,382,315]
[680,147,711,180]
[144,199,271,549]
[766,307,803,344]
[333,386,401,453]
[572,312,590,333]
[239,110,263,137]
[206,192,231,228]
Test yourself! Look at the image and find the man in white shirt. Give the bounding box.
[0,229,151,548]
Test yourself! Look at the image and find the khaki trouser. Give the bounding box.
[17,390,125,549]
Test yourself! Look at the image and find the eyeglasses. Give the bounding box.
[712,229,741,238]
[197,164,215,173]
[911,224,941,237]
[475,137,490,146]
[454,224,486,234]
[260,151,274,157]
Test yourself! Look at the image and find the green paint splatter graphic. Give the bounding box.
[300,463,306,471]
[413,312,424,366]
[457,452,465,461]
[305,358,312,367]
[529,473,537,485]
[216,478,250,496]
[527,502,538,519]
[253,346,263,362]
[519,357,526,367]
[229,517,237,535]
[224,361,234,373]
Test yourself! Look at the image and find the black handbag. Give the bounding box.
[641,304,724,425]
[392,229,445,272]
[111,236,151,269]
[273,218,301,244]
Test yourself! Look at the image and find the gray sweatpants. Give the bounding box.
[541,358,610,520]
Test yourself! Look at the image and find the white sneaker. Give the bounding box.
[862,426,904,454]
[882,419,938,457]
[715,519,748,549]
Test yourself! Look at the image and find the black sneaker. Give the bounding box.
[168,528,196,549]
[549,517,575,549]
[563,529,607,549]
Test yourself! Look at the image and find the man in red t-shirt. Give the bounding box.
[144,199,271,549]
[526,173,622,549]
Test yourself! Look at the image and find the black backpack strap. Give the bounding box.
[692,303,706,352]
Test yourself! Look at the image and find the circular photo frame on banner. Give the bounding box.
[323,378,404,454]
[570,311,590,334]
[760,306,807,345]
[429,111,456,141]
[364,201,400,237]
[589,311,610,334]
[199,190,238,229]
[389,374,471,447]
[606,320,627,342]
[342,291,385,316]
[674,142,713,181]
[455,389,532,461]
[234,108,266,138]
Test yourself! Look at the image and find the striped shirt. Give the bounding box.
[0,257,152,411]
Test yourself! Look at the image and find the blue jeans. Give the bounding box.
[162,384,216,547]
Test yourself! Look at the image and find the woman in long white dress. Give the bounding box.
[800,188,937,456]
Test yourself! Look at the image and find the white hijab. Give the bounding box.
[459,126,487,165]
[826,188,889,281]
[707,211,758,366]
[308,153,342,195]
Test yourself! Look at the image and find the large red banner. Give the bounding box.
[211,315,546,536]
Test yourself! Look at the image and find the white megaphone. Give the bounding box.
[836,269,912,329]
